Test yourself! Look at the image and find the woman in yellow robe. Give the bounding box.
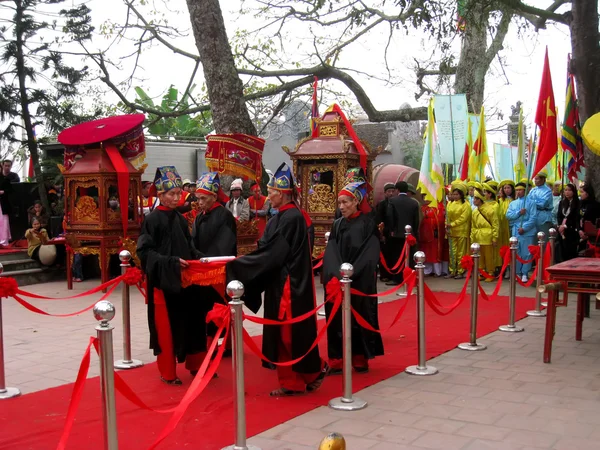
[472,187,500,281]
[446,183,471,279]
[497,179,514,272]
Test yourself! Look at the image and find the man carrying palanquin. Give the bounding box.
[137,166,207,385]
[192,172,237,355]
[226,163,328,397]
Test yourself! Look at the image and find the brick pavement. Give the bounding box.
[3,275,600,449]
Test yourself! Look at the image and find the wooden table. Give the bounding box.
[544,258,600,363]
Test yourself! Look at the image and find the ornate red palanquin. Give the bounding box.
[284,110,377,257]
[58,115,146,290]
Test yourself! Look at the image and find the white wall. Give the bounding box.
[143,141,206,183]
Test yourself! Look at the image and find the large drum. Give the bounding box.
[38,244,57,266]
[372,164,422,204]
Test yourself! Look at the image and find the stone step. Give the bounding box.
[0,267,65,287]
[0,250,30,262]
[0,258,41,272]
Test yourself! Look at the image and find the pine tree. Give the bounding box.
[0,0,93,210]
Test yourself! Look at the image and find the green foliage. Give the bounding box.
[403,141,424,170]
[122,85,213,139]
[0,0,95,144]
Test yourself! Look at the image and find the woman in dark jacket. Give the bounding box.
[578,184,600,253]
[557,183,580,262]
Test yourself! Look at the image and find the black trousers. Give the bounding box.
[387,237,405,283]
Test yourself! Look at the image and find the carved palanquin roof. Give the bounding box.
[287,110,374,159]
[64,148,138,177]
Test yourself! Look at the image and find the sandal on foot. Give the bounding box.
[306,363,330,393]
[270,387,305,397]
[161,377,182,385]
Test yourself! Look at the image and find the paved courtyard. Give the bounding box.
[2,275,600,449]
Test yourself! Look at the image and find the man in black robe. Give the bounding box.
[386,180,420,285]
[375,182,397,282]
[226,163,327,396]
[137,166,206,385]
[324,181,383,373]
[192,172,237,355]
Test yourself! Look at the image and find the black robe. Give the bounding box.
[323,213,384,361]
[226,204,321,374]
[137,207,205,362]
[191,204,237,336]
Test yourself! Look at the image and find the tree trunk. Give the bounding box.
[186,0,256,135]
[570,0,600,192]
[15,0,50,212]
[454,3,488,113]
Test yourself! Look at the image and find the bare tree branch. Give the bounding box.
[485,10,512,66]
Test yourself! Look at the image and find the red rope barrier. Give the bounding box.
[56,308,230,450]
[478,250,511,302]
[423,268,472,316]
[241,279,343,366]
[13,282,120,317]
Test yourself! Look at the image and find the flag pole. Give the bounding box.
[510,145,515,181]
[449,94,457,181]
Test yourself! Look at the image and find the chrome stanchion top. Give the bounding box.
[340,262,354,279]
[405,224,412,235]
[119,249,131,263]
[226,280,245,299]
[94,300,116,325]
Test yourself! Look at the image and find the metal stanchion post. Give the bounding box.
[329,263,368,410]
[318,233,331,317]
[396,225,412,298]
[405,252,438,375]
[0,263,20,400]
[114,251,143,370]
[222,281,260,450]
[541,229,557,308]
[458,244,487,351]
[499,237,524,333]
[527,232,547,317]
[94,300,119,450]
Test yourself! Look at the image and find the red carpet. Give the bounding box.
[0,292,535,450]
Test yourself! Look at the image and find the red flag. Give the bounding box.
[532,48,558,178]
[28,159,34,178]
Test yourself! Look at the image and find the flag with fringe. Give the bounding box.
[417,98,444,207]
[469,106,488,181]
[561,60,584,181]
